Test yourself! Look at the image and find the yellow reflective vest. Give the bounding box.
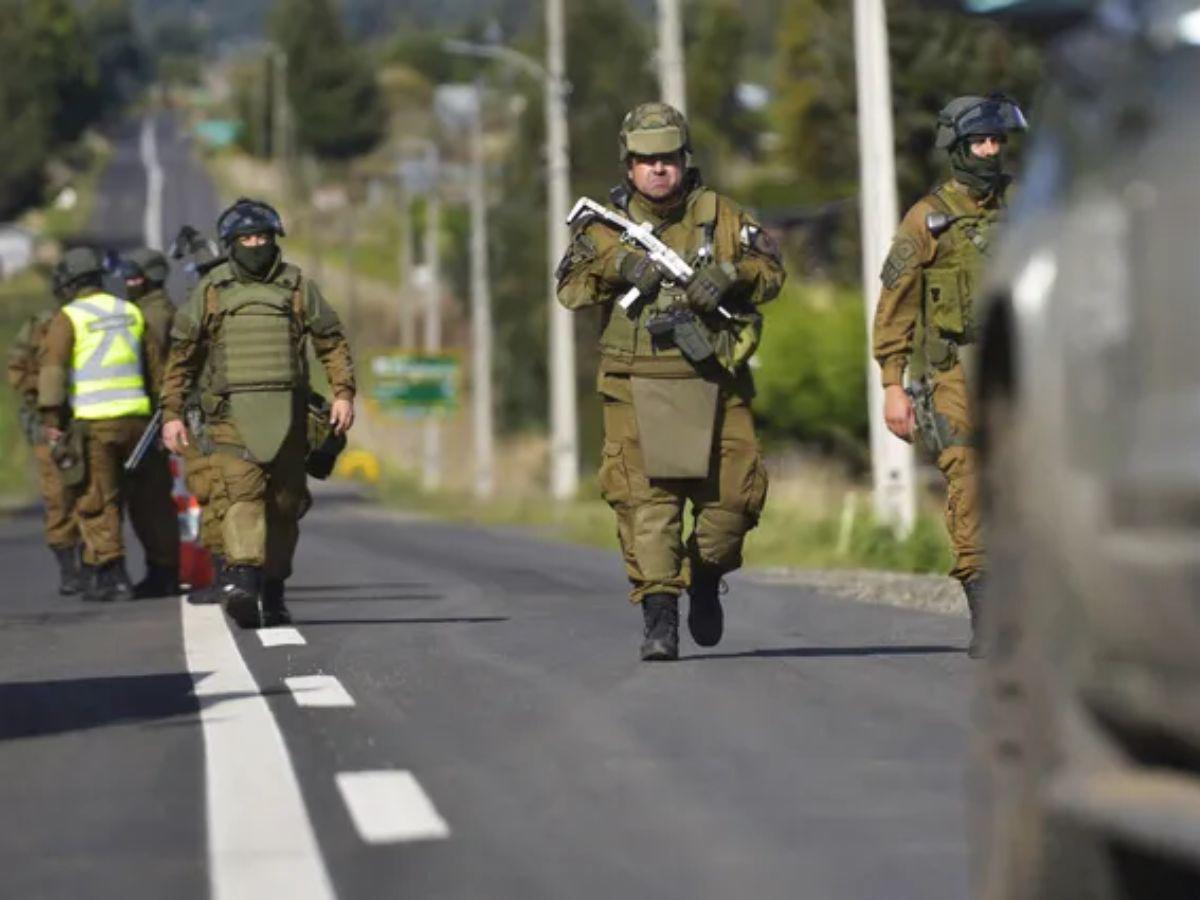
[62,293,151,419]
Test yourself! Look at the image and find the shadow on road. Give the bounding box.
[287,593,444,603]
[0,672,265,741]
[683,644,963,661]
[294,616,509,626]
[286,583,433,593]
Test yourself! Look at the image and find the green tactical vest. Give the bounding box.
[919,182,1004,371]
[597,187,760,373]
[205,262,306,396]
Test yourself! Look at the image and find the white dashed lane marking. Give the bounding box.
[336,771,452,844]
[285,674,356,708]
[258,627,307,647]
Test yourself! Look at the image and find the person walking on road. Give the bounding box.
[6,272,83,594]
[120,248,181,597]
[557,103,785,661]
[160,199,356,629]
[37,247,164,602]
[872,94,1027,658]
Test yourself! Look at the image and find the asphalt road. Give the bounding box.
[0,115,975,900]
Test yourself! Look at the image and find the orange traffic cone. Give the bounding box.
[170,455,214,590]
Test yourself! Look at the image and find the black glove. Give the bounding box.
[685,263,735,313]
[616,250,664,298]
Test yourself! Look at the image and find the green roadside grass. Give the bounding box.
[0,270,54,502]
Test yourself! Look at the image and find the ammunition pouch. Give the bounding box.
[305,392,346,480]
[646,308,716,365]
[923,267,970,342]
[50,422,87,490]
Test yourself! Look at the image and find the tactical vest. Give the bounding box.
[598,188,760,372]
[62,293,151,419]
[919,182,1003,370]
[204,262,307,395]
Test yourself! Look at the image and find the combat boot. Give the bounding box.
[80,564,104,602]
[687,564,727,648]
[964,576,987,659]
[88,560,134,603]
[186,554,225,605]
[640,593,679,662]
[219,565,263,629]
[261,577,292,627]
[134,564,180,599]
[52,545,84,596]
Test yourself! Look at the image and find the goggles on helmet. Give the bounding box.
[951,95,1028,143]
[216,198,286,245]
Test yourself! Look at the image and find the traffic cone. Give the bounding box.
[170,455,214,590]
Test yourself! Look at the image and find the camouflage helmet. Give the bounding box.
[52,246,104,292]
[215,197,285,246]
[619,102,691,161]
[936,94,1028,150]
[122,247,169,285]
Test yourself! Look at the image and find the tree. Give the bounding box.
[271,0,386,160]
[687,0,758,174]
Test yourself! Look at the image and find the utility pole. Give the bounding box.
[422,144,443,492]
[396,182,415,349]
[469,85,495,499]
[272,49,289,165]
[656,0,687,113]
[545,0,579,500]
[853,0,915,534]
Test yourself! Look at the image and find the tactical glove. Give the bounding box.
[616,250,664,298]
[685,263,736,313]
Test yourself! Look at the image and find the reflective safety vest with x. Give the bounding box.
[62,292,151,420]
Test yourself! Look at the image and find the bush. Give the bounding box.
[755,281,868,457]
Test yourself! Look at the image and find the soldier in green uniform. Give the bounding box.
[557,103,785,661]
[160,199,355,628]
[6,271,83,594]
[38,247,164,602]
[872,94,1027,657]
[120,248,181,597]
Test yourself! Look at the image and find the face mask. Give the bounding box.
[125,280,149,301]
[951,142,1005,197]
[231,241,279,279]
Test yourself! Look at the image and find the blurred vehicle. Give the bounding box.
[960,0,1200,897]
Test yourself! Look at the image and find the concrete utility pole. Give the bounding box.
[468,86,496,499]
[396,183,416,348]
[852,0,916,534]
[545,0,579,499]
[656,0,687,113]
[422,144,443,492]
[272,49,290,164]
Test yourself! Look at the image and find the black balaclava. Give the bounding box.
[124,279,150,301]
[951,140,1005,199]
[230,237,280,280]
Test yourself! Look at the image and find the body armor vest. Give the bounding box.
[920,183,1004,370]
[205,263,305,395]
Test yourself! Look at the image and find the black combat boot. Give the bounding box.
[52,545,84,596]
[186,554,225,605]
[963,576,987,659]
[88,559,134,603]
[687,564,727,648]
[80,564,104,602]
[219,565,263,629]
[640,593,680,662]
[261,577,292,627]
[134,564,180,599]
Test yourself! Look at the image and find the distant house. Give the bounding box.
[0,225,34,280]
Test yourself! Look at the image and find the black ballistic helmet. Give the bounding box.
[936,94,1028,150]
[216,198,286,246]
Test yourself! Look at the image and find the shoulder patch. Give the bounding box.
[881,236,921,289]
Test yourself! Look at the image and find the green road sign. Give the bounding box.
[370,352,458,415]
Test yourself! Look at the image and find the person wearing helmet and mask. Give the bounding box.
[872,94,1028,658]
[159,198,355,629]
[37,246,165,602]
[119,248,182,598]
[6,265,83,595]
[557,103,786,662]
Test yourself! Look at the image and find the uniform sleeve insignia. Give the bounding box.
[880,237,919,289]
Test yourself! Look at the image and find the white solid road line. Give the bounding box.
[336,771,452,844]
[140,117,163,250]
[285,674,356,708]
[258,626,307,648]
[181,599,336,900]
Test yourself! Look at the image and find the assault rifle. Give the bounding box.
[124,409,164,472]
[566,197,732,322]
[905,378,947,455]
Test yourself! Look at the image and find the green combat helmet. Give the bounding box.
[935,94,1027,150]
[619,102,691,160]
[52,246,104,300]
[122,247,169,286]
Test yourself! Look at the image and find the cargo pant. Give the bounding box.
[33,443,79,550]
[931,361,984,583]
[72,417,147,566]
[126,447,181,569]
[599,373,769,603]
[181,441,226,555]
[209,417,311,581]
